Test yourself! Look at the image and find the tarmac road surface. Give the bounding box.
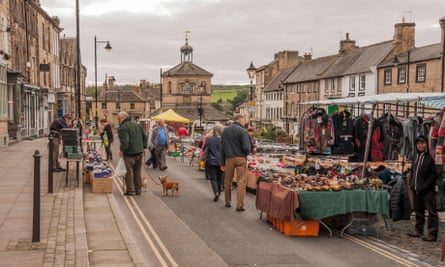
[109,152,432,266]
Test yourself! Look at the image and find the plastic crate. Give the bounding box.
[282,220,319,237]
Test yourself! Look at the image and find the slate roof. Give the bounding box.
[285,55,338,83]
[163,62,213,77]
[321,48,364,79]
[379,43,441,67]
[263,69,293,92]
[345,41,394,74]
[98,91,145,102]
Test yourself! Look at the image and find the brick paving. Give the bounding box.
[374,213,445,266]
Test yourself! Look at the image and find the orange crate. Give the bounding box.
[283,220,319,237]
[266,214,273,224]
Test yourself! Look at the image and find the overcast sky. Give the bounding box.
[40,0,445,86]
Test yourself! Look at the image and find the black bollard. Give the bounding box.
[32,150,41,243]
[48,133,54,193]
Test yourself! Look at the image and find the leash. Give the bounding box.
[143,163,161,185]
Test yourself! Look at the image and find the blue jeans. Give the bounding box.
[206,164,223,194]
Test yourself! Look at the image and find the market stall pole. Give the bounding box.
[361,103,376,181]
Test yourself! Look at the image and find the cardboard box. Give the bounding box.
[84,170,91,184]
[247,173,258,189]
[91,177,113,193]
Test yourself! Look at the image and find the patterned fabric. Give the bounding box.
[304,108,335,155]
[434,107,445,167]
[379,114,403,161]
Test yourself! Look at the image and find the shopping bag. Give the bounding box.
[115,158,127,177]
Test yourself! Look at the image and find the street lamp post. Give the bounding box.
[198,84,204,128]
[94,36,112,127]
[117,88,122,112]
[246,61,256,127]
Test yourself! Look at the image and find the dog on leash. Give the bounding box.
[159,175,179,197]
[141,177,148,191]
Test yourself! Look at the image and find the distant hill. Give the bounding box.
[211,85,249,103]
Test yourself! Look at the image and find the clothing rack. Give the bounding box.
[299,93,445,180]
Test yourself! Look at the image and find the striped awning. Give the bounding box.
[418,98,445,109]
[303,93,445,106]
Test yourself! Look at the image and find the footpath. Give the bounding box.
[0,137,144,267]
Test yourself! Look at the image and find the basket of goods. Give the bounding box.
[370,178,384,189]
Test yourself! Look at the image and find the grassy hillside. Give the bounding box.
[211,85,248,103]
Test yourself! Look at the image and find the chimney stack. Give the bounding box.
[339,32,358,53]
[393,17,415,55]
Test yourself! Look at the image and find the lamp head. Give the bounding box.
[104,42,112,51]
[246,61,256,80]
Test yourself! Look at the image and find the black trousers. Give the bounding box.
[146,148,157,168]
[413,187,439,237]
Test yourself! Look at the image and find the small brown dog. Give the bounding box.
[159,175,179,197]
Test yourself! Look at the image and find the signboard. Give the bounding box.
[248,106,255,113]
[248,101,256,107]
[48,93,55,103]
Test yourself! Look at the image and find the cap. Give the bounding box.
[415,135,427,143]
[63,113,72,119]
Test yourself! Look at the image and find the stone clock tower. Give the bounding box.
[162,34,213,107]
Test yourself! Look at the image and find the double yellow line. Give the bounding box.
[343,233,422,267]
[112,173,178,267]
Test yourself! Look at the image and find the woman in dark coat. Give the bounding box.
[204,125,224,202]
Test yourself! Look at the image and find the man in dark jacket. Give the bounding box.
[220,114,251,211]
[118,112,148,196]
[49,113,71,172]
[407,135,439,242]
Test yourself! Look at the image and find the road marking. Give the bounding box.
[129,194,178,267]
[112,174,178,267]
[112,176,170,267]
[342,233,420,267]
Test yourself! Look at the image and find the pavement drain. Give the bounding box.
[7,239,47,251]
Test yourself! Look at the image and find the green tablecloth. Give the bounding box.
[297,189,389,220]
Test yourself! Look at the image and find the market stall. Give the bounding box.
[255,93,445,237]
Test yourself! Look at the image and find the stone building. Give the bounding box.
[244,50,304,129]
[160,35,227,127]
[96,76,149,129]
[250,16,445,139]
[7,0,62,142]
[0,0,9,148]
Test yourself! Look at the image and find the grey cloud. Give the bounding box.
[41,0,445,85]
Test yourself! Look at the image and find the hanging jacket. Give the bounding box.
[370,119,385,161]
[332,111,354,155]
[400,117,422,161]
[353,115,369,161]
[380,114,403,160]
[305,108,334,154]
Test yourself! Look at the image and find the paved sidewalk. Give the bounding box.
[0,138,142,267]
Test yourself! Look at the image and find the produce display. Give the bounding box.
[249,154,386,192]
